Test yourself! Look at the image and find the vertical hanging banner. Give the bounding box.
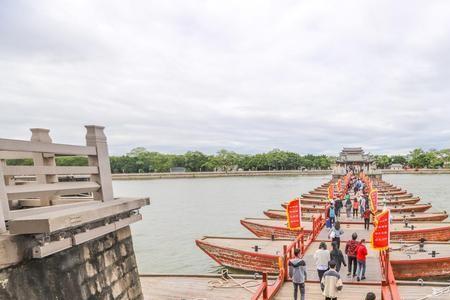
[286,199,302,230]
[371,209,390,250]
[369,189,378,212]
[328,184,334,199]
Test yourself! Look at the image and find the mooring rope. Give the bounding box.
[414,285,450,300]
[207,269,269,293]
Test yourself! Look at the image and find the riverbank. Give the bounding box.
[112,170,331,180]
[111,169,450,180]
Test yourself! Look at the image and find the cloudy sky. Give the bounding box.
[1,1,449,155]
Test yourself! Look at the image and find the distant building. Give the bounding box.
[335,147,375,173]
[170,167,186,173]
[389,163,403,170]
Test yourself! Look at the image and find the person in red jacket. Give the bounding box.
[356,239,368,281]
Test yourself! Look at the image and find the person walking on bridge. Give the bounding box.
[289,248,307,300]
[320,260,343,300]
[345,233,358,278]
[314,242,330,282]
[330,241,347,272]
[356,239,368,281]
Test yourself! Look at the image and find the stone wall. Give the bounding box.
[0,226,143,300]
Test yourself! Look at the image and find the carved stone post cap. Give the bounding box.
[85,125,107,142]
[30,128,52,143]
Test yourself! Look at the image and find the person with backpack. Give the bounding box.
[289,248,307,300]
[356,239,368,281]
[314,242,330,282]
[345,233,359,278]
[320,260,343,300]
[329,221,344,249]
[329,205,336,225]
[330,241,347,272]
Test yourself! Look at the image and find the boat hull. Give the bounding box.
[391,257,450,280]
[240,220,305,239]
[390,226,450,241]
[195,239,280,274]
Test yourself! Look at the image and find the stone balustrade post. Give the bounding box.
[31,128,58,206]
[0,164,8,232]
[85,125,113,201]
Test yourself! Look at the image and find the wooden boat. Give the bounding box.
[264,209,448,223]
[196,236,289,273]
[240,218,311,239]
[281,203,432,213]
[390,242,450,280]
[242,218,450,242]
[389,222,450,242]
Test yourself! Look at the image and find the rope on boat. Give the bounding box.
[414,285,450,300]
[206,269,266,293]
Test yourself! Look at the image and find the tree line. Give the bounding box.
[374,148,450,169]
[5,147,450,173]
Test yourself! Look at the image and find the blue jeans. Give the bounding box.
[357,260,366,279]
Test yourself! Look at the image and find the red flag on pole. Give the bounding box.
[286,198,302,230]
[371,209,390,250]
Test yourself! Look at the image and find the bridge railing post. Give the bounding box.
[30,128,58,206]
[262,273,268,300]
[85,125,113,201]
[0,164,8,232]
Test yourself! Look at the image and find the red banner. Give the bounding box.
[328,184,334,199]
[371,209,390,250]
[286,199,302,230]
[369,189,378,212]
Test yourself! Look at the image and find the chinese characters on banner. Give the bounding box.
[371,209,390,250]
[369,189,378,212]
[328,184,334,199]
[286,199,302,230]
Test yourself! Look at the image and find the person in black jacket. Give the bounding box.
[330,241,347,272]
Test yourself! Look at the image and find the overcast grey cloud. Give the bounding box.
[1,0,449,155]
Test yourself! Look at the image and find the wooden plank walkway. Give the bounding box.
[140,275,262,299]
[304,226,382,283]
[274,282,381,300]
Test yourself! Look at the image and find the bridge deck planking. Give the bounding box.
[302,240,382,283]
[140,275,258,300]
[274,282,381,300]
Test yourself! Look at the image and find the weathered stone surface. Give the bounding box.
[0,226,143,300]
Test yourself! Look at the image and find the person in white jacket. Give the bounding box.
[321,260,343,300]
[314,242,330,282]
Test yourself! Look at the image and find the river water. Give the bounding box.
[112,174,450,274]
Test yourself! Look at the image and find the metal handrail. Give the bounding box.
[251,213,325,299]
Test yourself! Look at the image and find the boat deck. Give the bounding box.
[140,275,261,300]
[390,242,450,260]
[139,276,450,300]
[242,218,313,230]
[274,282,381,300]
[199,236,292,256]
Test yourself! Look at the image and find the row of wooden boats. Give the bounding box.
[196,177,450,280]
